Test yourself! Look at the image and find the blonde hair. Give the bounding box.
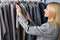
[47,2,60,26]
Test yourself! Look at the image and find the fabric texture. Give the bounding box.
[18,15,59,40]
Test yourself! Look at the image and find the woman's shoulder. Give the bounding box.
[41,22,57,28]
[41,22,49,26]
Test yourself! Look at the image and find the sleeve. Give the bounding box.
[18,15,51,36]
[29,21,37,26]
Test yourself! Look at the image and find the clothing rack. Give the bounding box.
[1,1,47,40]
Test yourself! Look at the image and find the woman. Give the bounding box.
[16,2,60,40]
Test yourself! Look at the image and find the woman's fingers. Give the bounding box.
[26,12,32,21]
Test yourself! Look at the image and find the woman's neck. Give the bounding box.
[48,18,57,25]
[48,18,53,22]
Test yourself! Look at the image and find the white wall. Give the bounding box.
[46,0,60,3]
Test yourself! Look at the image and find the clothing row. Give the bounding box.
[1,1,47,40]
[19,1,47,25]
[1,2,16,40]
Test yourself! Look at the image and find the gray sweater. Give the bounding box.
[18,15,58,40]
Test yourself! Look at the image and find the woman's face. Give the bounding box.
[44,5,50,17]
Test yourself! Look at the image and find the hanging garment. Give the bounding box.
[1,2,16,40]
[31,3,37,25]
[39,2,47,24]
[0,4,1,40]
[28,3,34,21]
[5,3,13,40]
[0,4,6,40]
[10,2,16,40]
[36,2,41,26]
[1,3,10,40]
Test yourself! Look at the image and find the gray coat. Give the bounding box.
[18,15,58,40]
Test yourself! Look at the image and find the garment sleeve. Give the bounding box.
[29,21,37,26]
[18,15,51,36]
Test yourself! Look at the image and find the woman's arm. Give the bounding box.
[18,15,51,36]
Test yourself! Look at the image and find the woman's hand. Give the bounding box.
[15,0,18,3]
[26,12,33,23]
[16,4,33,23]
[16,4,23,16]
